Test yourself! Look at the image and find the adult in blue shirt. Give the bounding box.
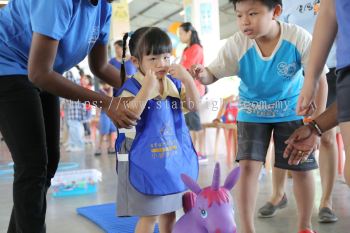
[109,40,137,79]
[0,0,138,232]
[285,0,350,188]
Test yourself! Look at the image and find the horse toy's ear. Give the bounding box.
[181,174,202,194]
[223,166,240,190]
[211,162,221,191]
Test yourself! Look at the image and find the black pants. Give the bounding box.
[0,76,60,233]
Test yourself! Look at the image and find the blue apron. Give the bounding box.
[116,76,199,196]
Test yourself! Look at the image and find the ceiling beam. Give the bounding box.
[130,2,160,21]
[150,8,183,26]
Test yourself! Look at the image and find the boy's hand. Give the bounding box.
[169,64,192,83]
[189,64,207,83]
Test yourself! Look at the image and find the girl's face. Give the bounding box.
[178,27,191,44]
[136,53,172,79]
[235,0,281,40]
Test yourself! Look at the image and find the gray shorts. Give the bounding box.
[116,156,183,217]
[185,111,202,131]
[236,120,318,171]
[336,67,350,123]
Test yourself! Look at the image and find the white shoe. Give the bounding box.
[65,146,84,152]
[198,155,208,164]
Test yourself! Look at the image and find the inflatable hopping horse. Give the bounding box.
[173,163,240,233]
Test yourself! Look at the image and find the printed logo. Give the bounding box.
[277,62,297,78]
[297,0,320,15]
[87,26,99,54]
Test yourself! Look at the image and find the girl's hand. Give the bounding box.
[169,64,192,83]
[143,69,160,97]
[296,79,318,116]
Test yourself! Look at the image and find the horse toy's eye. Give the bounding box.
[200,209,208,218]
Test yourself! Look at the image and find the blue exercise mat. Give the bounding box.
[77,203,159,233]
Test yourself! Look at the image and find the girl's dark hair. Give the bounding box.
[180,22,202,47]
[120,27,172,82]
[229,0,282,10]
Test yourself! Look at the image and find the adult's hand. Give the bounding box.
[283,125,320,165]
[107,97,140,129]
[296,79,318,116]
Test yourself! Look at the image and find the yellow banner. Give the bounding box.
[111,0,130,40]
[112,0,130,23]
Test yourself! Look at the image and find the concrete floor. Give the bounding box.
[1,140,350,233]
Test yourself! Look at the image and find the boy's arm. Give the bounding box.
[191,36,239,84]
[190,65,218,85]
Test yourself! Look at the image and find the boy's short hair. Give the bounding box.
[114,40,123,47]
[229,0,282,10]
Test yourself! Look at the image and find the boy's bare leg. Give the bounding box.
[292,170,315,231]
[270,167,287,205]
[236,160,262,233]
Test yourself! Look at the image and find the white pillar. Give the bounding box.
[183,0,220,65]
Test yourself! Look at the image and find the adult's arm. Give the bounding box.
[88,43,121,88]
[28,33,138,128]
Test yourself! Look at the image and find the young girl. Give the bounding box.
[116,27,200,233]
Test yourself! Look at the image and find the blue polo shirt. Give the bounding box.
[0,0,111,76]
[335,0,350,70]
[208,22,327,123]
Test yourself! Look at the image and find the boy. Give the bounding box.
[191,0,327,232]
[259,0,338,223]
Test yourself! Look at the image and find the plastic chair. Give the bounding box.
[202,122,237,164]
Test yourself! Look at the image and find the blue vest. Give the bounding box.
[116,76,199,195]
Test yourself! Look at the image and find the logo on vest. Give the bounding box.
[149,122,177,159]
